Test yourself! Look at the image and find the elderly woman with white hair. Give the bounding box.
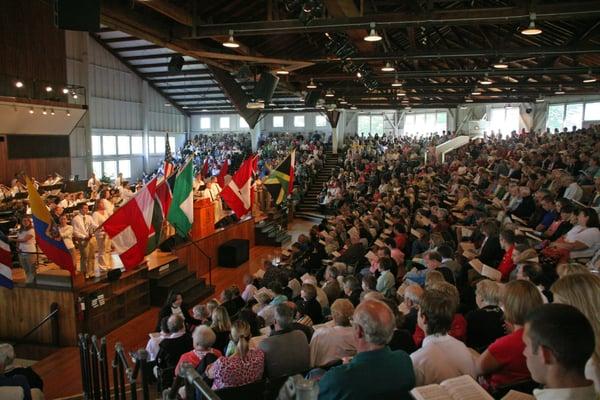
[309,299,357,368]
[174,325,222,376]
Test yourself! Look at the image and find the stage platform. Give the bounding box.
[0,217,256,346]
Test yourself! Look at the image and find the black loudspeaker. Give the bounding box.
[218,239,250,268]
[168,55,185,73]
[54,0,100,32]
[254,73,279,103]
[305,90,322,107]
[107,269,122,282]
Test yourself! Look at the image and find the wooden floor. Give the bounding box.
[33,244,292,399]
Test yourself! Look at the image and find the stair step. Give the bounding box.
[156,269,196,288]
[147,261,186,280]
[174,277,206,295]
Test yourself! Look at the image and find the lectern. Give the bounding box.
[192,198,215,240]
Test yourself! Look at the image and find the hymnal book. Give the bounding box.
[411,229,423,239]
[332,251,341,258]
[365,251,379,262]
[410,375,492,400]
[511,215,527,225]
[348,227,359,238]
[384,228,392,235]
[515,226,535,233]
[385,218,394,226]
[420,216,432,226]
[461,227,474,238]
[469,259,502,281]
[375,239,385,247]
[319,239,327,246]
[459,242,476,252]
[525,232,542,242]
[444,200,454,206]
[463,250,478,260]
[253,269,265,279]
[492,198,504,209]
[282,249,291,257]
[320,230,332,239]
[253,287,274,302]
[380,234,389,239]
[500,390,534,400]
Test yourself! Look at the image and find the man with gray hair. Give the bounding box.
[0,343,32,400]
[156,315,192,386]
[259,303,310,379]
[317,299,415,400]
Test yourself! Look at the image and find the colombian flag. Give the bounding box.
[26,177,75,275]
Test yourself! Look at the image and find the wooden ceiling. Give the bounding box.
[98,0,600,115]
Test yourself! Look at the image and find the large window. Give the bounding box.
[273,115,284,128]
[91,136,102,156]
[403,111,447,136]
[357,115,384,136]
[489,107,519,137]
[239,117,249,129]
[131,136,143,154]
[155,136,166,154]
[200,117,211,130]
[293,115,305,127]
[92,161,102,178]
[103,160,117,179]
[118,160,131,179]
[547,103,584,132]
[148,136,155,154]
[219,116,230,129]
[584,102,600,121]
[117,136,130,155]
[168,136,176,152]
[315,115,327,127]
[102,136,117,156]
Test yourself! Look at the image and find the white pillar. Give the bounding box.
[81,32,93,178]
[142,81,149,173]
[252,123,260,152]
[332,126,338,154]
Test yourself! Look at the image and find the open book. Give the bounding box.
[331,250,341,258]
[410,375,493,400]
[375,239,385,247]
[365,251,379,262]
[510,215,528,226]
[469,259,502,281]
[459,242,476,252]
[253,287,274,302]
[411,228,423,239]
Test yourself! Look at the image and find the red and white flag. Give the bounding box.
[0,233,13,289]
[217,159,229,188]
[103,178,157,270]
[221,157,254,218]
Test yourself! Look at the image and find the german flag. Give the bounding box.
[264,150,295,205]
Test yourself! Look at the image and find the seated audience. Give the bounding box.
[317,299,415,400]
[175,325,222,376]
[210,306,232,355]
[156,292,198,331]
[475,280,543,391]
[310,299,356,368]
[156,315,193,384]
[466,279,505,353]
[523,304,596,399]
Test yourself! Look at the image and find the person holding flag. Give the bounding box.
[10,216,36,283]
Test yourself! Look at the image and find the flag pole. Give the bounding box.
[171,222,213,287]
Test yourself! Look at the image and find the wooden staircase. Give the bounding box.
[255,208,291,246]
[148,257,214,307]
[295,149,338,219]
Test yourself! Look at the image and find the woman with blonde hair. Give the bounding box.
[475,280,543,390]
[207,320,265,390]
[210,306,232,354]
[555,262,590,278]
[551,273,600,391]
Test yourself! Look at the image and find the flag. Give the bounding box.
[25,177,75,274]
[263,150,295,205]
[221,157,253,218]
[163,133,175,179]
[168,158,194,237]
[0,232,13,289]
[103,179,157,270]
[217,159,229,188]
[250,155,259,210]
[201,158,209,178]
[146,178,173,255]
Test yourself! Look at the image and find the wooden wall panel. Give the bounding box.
[0,135,71,185]
[0,0,67,84]
[0,286,77,346]
[174,218,256,278]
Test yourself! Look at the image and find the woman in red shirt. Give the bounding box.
[475,280,543,391]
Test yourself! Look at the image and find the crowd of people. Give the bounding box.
[137,126,600,399]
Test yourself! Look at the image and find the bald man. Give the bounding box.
[317,299,415,400]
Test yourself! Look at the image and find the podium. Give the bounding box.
[192,198,215,240]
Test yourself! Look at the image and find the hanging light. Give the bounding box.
[521,13,542,36]
[554,85,565,95]
[339,98,348,104]
[73,93,78,99]
[223,30,240,48]
[583,70,597,83]
[364,23,382,42]
[29,107,34,114]
[62,88,69,94]
[493,59,508,69]
[396,90,406,96]
[50,109,55,115]
[404,105,412,111]
[42,108,48,115]
[465,96,474,103]
[66,110,71,116]
[479,74,493,85]
[471,87,482,95]
[45,85,53,92]
[350,106,357,110]
[391,78,402,87]
[15,80,24,88]
[536,95,545,103]
[325,89,335,97]
[275,66,289,75]
[381,62,395,72]
[459,105,467,110]
[306,79,317,89]
[356,71,362,78]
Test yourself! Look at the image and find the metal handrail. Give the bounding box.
[164,362,221,400]
[20,302,59,346]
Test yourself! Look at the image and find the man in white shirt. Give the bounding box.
[310,299,356,368]
[523,304,597,400]
[87,173,100,193]
[71,203,98,279]
[410,288,477,386]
